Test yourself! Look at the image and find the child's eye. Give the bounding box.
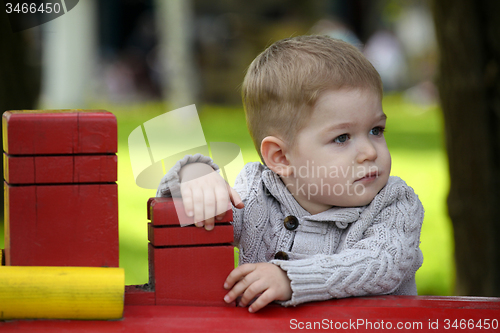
[334,134,349,144]
[370,127,385,136]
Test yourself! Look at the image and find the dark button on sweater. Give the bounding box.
[284,215,299,231]
[274,251,289,260]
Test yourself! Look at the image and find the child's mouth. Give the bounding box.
[355,171,379,183]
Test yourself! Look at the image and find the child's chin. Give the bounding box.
[336,193,378,207]
[356,196,377,207]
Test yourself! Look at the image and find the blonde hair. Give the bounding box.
[242,35,383,160]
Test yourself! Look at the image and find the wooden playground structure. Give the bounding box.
[0,110,498,332]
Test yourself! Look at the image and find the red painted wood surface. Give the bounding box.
[4,153,117,184]
[5,183,118,267]
[148,197,232,226]
[148,223,233,246]
[149,244,235,306]
[124,285,155,306]
[1,296,499,332]
[2,110,117,155]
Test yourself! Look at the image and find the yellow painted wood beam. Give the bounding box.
[0,266,124,320]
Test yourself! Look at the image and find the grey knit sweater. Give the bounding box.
[157,154,424,306]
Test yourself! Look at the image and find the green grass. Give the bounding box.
[0,94,454,295]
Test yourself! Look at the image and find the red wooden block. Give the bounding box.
[124,285,156,306]
[3,153,34,184]
[77,112,118,154]
[4,153,117,184]
[150,244,235,306]
[148,223,233,247]
[5,182,118,267]
[147,197,155,220]
[148,242,155,289]
[2,110,117,155]
[148,197,233,226]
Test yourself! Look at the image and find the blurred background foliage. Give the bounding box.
[1,0,453,295]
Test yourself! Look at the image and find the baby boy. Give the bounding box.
[157,35,424,313]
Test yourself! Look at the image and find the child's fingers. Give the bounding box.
[214,187,230,221]
[203,188,216,231]
[224,264,255,290]
[229,187,244,209]
[248,290,276,313]
[223,264,257,303]
[238,279,266,307]
[180,184,194,217]
[191,187,205,227]
[178,170,237,229]
[223,273,259,304]
[223,280,247,304]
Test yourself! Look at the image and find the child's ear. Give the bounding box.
[261,136,293,177]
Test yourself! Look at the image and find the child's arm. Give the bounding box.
[271,178,424,306]
[223,176,422,311]
[219,162,292,312]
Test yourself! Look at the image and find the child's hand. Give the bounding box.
[223,263,292,313]
[179,163,244,230]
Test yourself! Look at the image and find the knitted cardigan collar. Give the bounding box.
[260,167,365,232]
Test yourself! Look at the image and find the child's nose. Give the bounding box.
[356,139,378,163]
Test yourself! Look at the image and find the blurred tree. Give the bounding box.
[40,0,97,108]
[155,0,199,108]
[0,9,41,216]
[432,0,500,296]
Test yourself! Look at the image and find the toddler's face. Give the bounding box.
[284,88,391,214]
